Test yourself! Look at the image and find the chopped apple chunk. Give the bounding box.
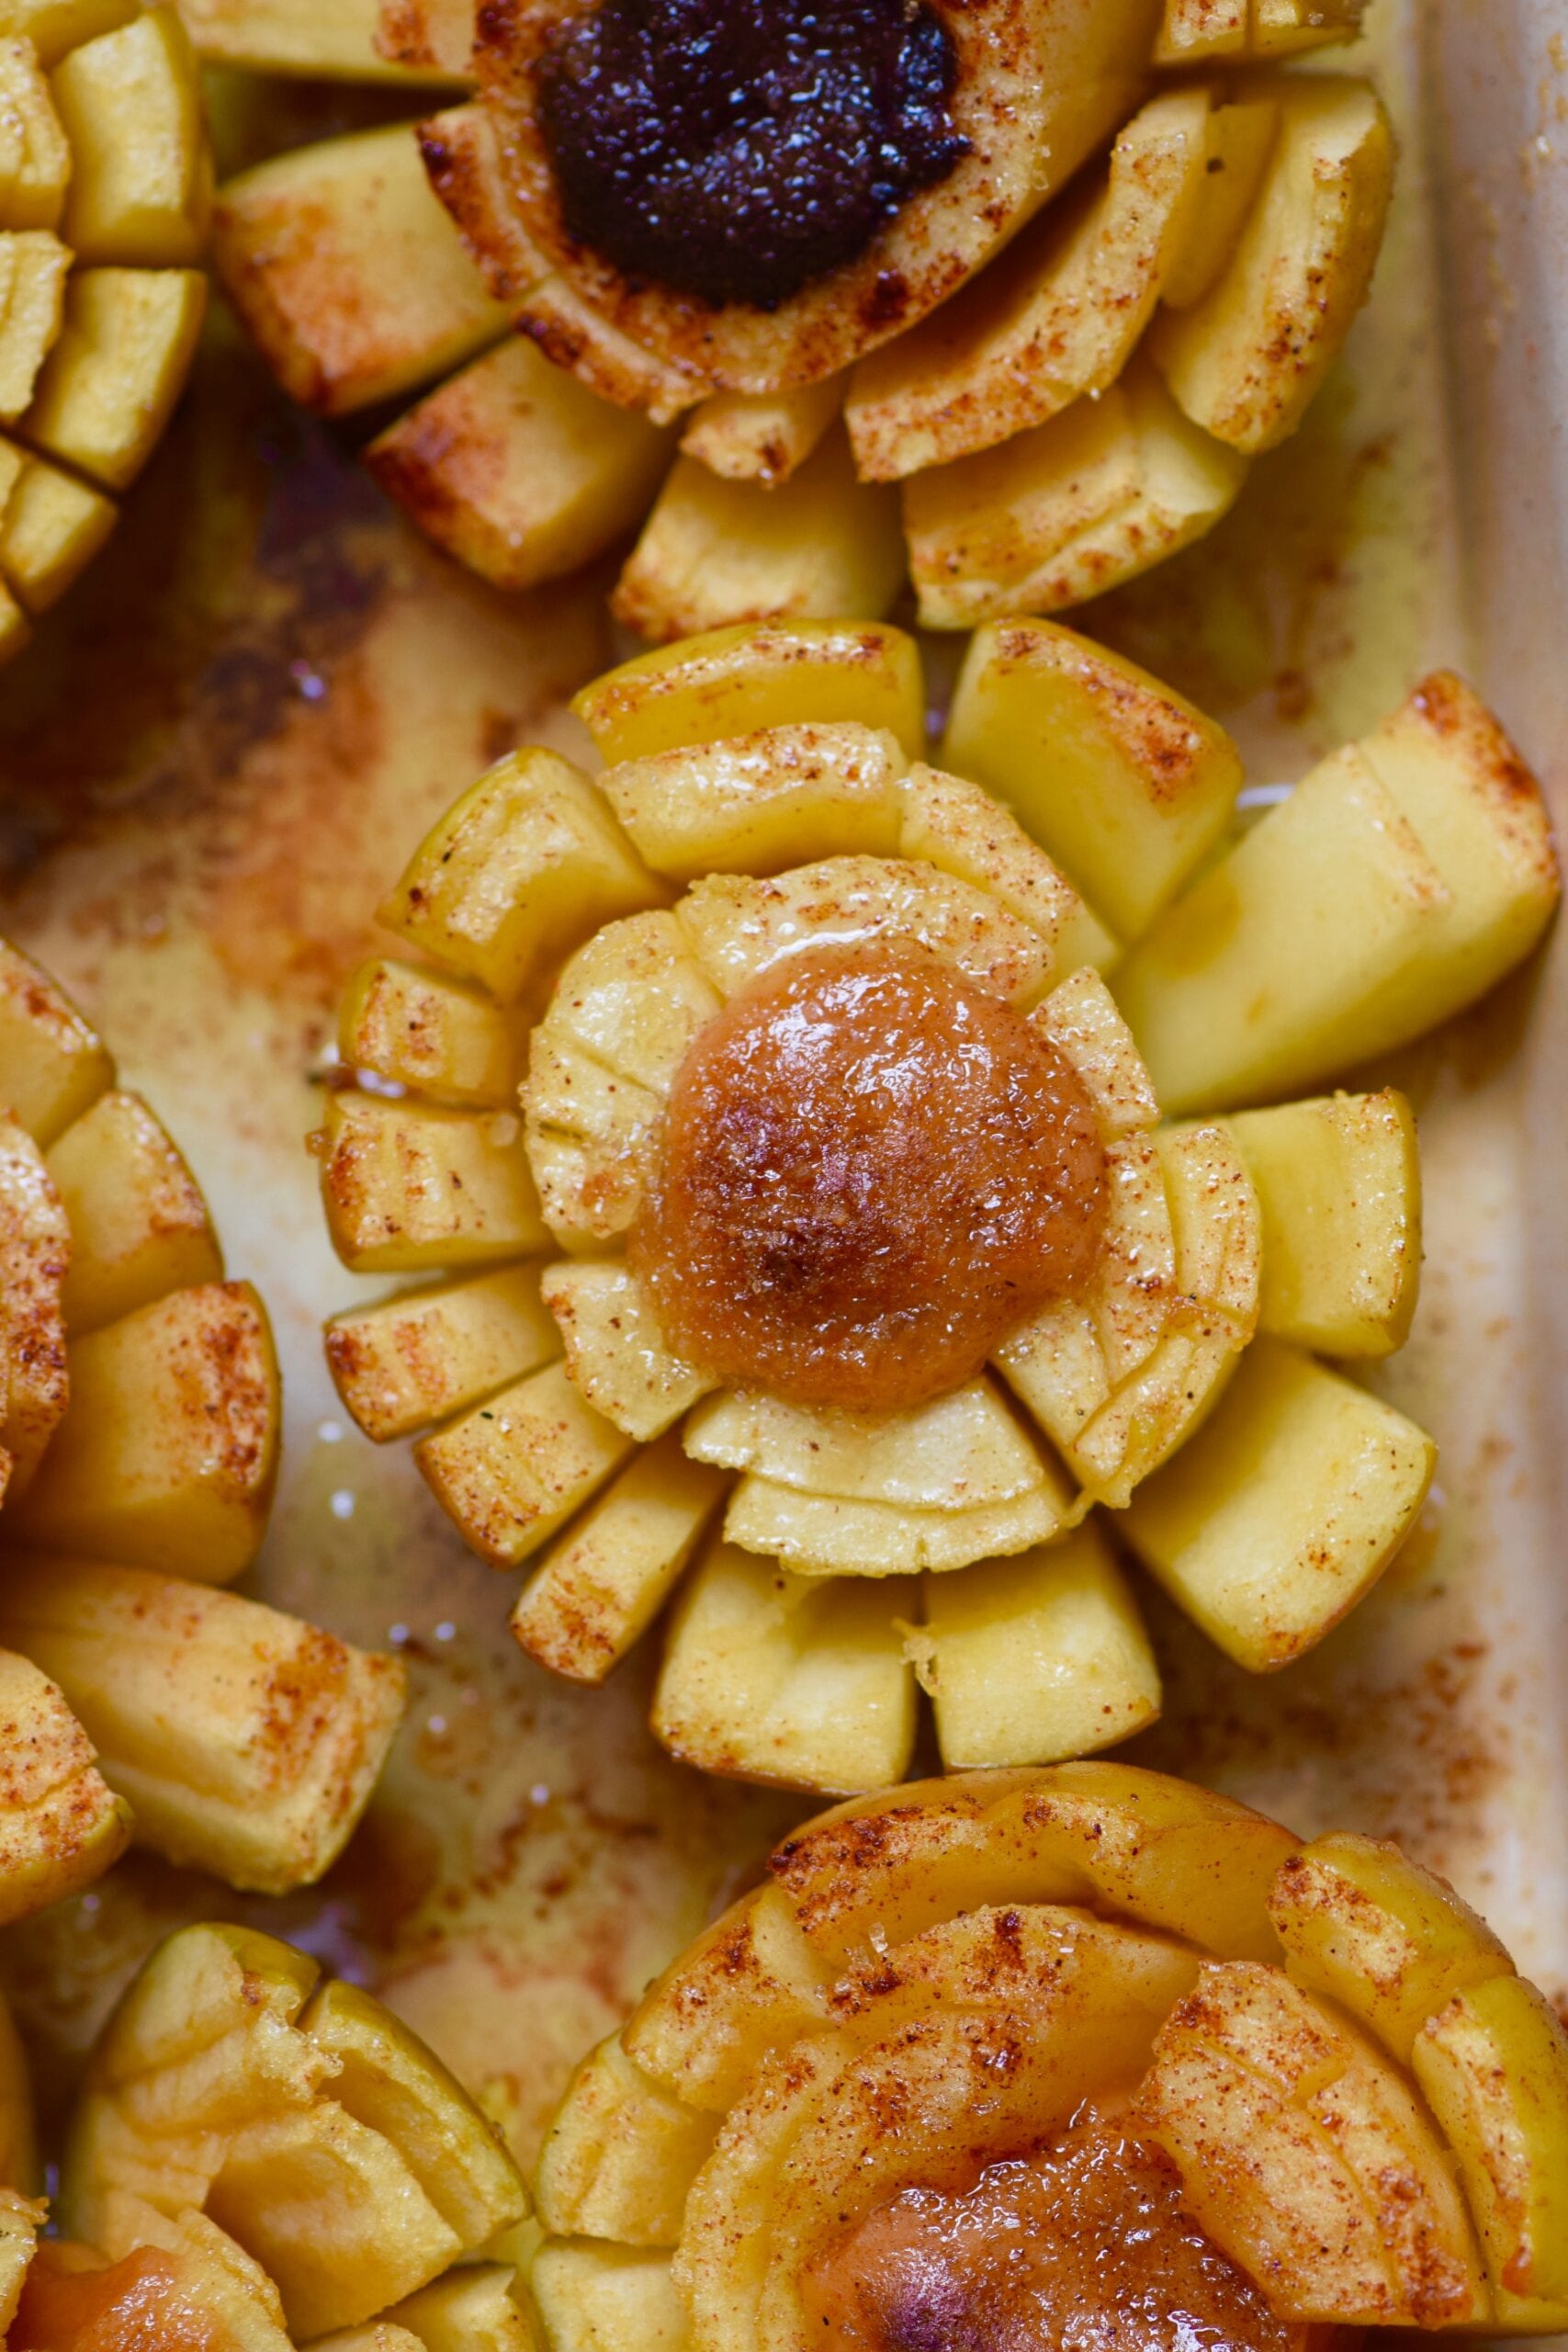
[538,910,719,1098]
[536,2034,717,2247]
[539,1258,714,1442]
[680,377,843,486]
[4,1279,280,1581]
[213,123,505,415]
[319,1092,548,1273]
[0,37,67,231]
[326,1265,559,1442]
[177,0,468,79]
[898,760,1116,974]
[22,264,205,489]
[0,936,113,1144]
[0,1554,406,1891]
[378,2265,533,2352]
[367,336,674,595]
[45,1087,221,1332]
[652,1543,918,1795]
[0,1108,69,1495]
[52,7,209,266]
[378,747,661,1004]
[0,2188,39,2334]
[415,1357,633,1568]
[724,1475,1077,1579]
[613,425,904,647]
[1119,1336,1436,1668]
[0,444,115,608]
[0,227,66,418]
[600,722,905,882]
[572,620,926,765]
[532,2245,686,2352]
[1031,967,1160,1137]
[0,1644,129,1925]
[338,956,517,1108]
[1161,98,1280,310]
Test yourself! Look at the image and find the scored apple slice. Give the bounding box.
[848,88,1212,481]
[0,937,113,1144]
[0,37,68,231]
[1156,0,1366,62]
[326,1265,560,1443]
[572,620,927,764]
[415,1357,634,1569]
[612,425,904,648]
[319,1093,549,1274]
[535,2032,719,2249]
[0,1554,406,1892]
[680,379,843,487]
[0,1108,70,1494]
[0,445,116,610]
[897,761,1117,976]
[416,104,546,309]
[0,1645,129,1927]
[1030,967,1160,1138]
[52,7,210,266]
[213,122,505,415]
[21,264,205,489]
[599,723,904,883]
[45,1087,221,1333]
[0,228,67,419]
[539,1258,714,1442]
[1160,96,1280,310]
[338,956,517,1109]
[532,2245,685,2352]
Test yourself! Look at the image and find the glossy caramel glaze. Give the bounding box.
[10,2245,227,2352]
[535,0,968,311]
[630,943,1105,1410]
[802,2124,1323,2352]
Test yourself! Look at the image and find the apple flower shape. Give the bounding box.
[0,935,408,1918]
[0,0,210,665]
[529,1765,1568,2342]
[201,0,1388,638]
[1,1922,531,2351]
[316,616,1559,1799]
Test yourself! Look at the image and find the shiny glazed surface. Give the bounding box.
[630,943,1106,1409]
[535,0,968,309]
[801,2124,1314,2352]
[11,2245,223,2352]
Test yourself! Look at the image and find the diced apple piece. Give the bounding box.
[1031,967,1160,1137]
[942,615,1244,942]
[613,426,904,648]
[0,1645,129,1925]
[415,1357,633,1568]
[338,956,517,1108]
[512,1431,728,1682]
[178,0,467,77]
[6,1280,278,1579]
[213,123,505,416]
[848,89,1211,481]
[725,1475,1078,1578]
[0,445,116,609]
[1252,0,1366,50]
[600,722,904,883]
[538,910,718,1098]
[532,2245,687,2352]
[574,620,926,765]
[1156,0,1365,62]
[681,377,842,486]
[1151,78,1393,455]
[326,1265,558,1442]
[1222,1091,1421,1356]
[0,2188,39,2333]
[0,1108,69,1494]
[1269,1831,1513,2064]
[675,855,1055,1008]
[652,1543,918,1795]
[1115,746,1451,1114]
[922,1525,1161,1770]
[1413,1976,1568,2324]
[898,761,1117,974]
[908,358,1249,630]
[52,8,209,266]
[380,2266,533,2352]
[0,227,66,419]
[375,0,472,77]
[45,1087,221,1332]
[0,38,67,232]
[539,1258,714,1442]
[22,265,205,489]
[1118,1336,1436,1670]
[1156,0,1246,57]
[1161,99,1280,310]
[378,746,661,1004]
[685,1378,1053,1512]
[0,934,113,1143]
[0,1554,406,1892]
[319,1091,547,1273]
[536,2033,716,2247]
[0,0,130,64]
[1139,1960,1487,2324]
[367,336,674,595]
[522,1036,662,1248]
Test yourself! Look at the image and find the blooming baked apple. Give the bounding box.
[0,1923,529,2351]
[529,1766,1568,2345]
[0,1,210,661]
[315,616,1558,1796]
[0,936,406,1911]
[201,0,1383,632]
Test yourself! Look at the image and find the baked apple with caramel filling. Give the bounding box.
[316,615,1558,1799]
[529,1767,1568,2346]
[205,0,1388,631]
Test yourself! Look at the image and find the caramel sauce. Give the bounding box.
[535,0,968,311]
[630,944,1106,1411]
[10,2244,228,2352]
[801,2125,1323,2352]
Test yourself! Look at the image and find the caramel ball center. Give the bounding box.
[629,944,1105,1413]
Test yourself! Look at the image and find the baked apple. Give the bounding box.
[0,936,406,1907]
[202,0,1389,631]
[529,1766,1568,2346]
[315,616,1558,1797]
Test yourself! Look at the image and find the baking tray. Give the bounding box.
[0,0,1563,2186]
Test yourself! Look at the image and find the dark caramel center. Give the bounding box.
[801,2126,1318,2352]
[629,944,1105,1412]
[535,0,968,311]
